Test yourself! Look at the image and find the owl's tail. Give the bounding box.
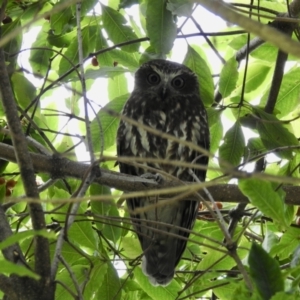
[141,251,175,286]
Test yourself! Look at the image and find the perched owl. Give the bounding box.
[117,59,209,286]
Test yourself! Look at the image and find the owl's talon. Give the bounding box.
[141,173,164,184]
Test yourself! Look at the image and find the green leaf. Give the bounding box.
[248,243,284,299]
[47,29,76,48]
[2,19,22,65]
[11,73,37,109]
[109,49,140,70]
[101,4,139,53]
[219,57,238,98]
[119,0,139,9]
[102,204,122,243]
[108,74,128,101]
[166,0,194,17]
[68,218,98,251]
[121,237,142,258]
[207,108,223,154]
[219,121,245,167]
[0,259,40,279]
[146,0,177,56]
[246,137,266,159]
[85,66,130,80]
[261,67,300,118]
[240,62,270,93]
[50,2,73,35]
[97,261,121,300]
[58,26,91,79]
[135,267,183,299]
[254,108,298,159]
[0,230,55,251]
[90,184,111,231]
[95,27,114,67]
[270,227,300,260]
[183,45,214,106]
[56,265,89,299]
[238,178,287,227]
[91,94,129,152]
[84,260,107,299]
[30,24,53,76]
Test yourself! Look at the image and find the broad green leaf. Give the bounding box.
[102,204,122,243]
[56,265,89,299]
[166,0,193,17]
[91,94,129,152]
[121,237,142,259]
[68,219,98,251]
[30,24,53,76]
[47,29,76,48]
[108,74,128,101]
[2,19,22,65]
[84,260,107,299]
[58,26,90,79]
[254,108,298,159]
[109,49,140,70]
[246,137,266,159]
[248,243,284,299]
[96,261,121,300]
[135,267,183,299]
[0,259,39,279]
[146,0,177,56]
[90,183,112,231]
[80,0,98,16]
[271,292,299,300]
[238,178,287,227]
[101,4,139,53]
[270,227,300,260]
[11,73,37,109]
[119,0,139,9]
[85,66,129,80]
[251,42,278,62]
[261,68,300,118]
[219,121,245,167]
[95,27,114,67]
[236,61,271,94]
[206,108,223,154]
[183,45,214,106]
[219,57,238,98]
[0,230,55,251]
[50,2,73,35]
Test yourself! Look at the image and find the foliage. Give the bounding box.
[0,0,300,299]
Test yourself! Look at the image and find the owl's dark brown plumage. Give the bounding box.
[117,59,209,286]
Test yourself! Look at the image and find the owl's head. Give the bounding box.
[134,59,199,99]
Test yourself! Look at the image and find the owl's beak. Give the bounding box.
[159,84,169,100]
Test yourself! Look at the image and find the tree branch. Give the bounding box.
[0,142,299,205]
[0,41,53,298]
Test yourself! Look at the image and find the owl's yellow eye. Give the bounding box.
[147,72,160,85]
[172,76,185,89]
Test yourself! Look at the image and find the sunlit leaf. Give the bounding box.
[146,0,177,56]
[219,57,238,98]
[219,121,245,167]
[239,178,288,227]
[183,45,214,106]
[101,4,139,53]
[91,94,129,152]
[261,67,300,118]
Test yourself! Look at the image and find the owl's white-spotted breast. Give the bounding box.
[117,59,210,286]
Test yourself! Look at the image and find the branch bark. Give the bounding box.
[0,142,299,205]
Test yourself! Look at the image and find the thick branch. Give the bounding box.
[0,45,53,297]
[0,142,299,205]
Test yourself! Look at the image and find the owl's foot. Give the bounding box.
[141,173,164,184]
